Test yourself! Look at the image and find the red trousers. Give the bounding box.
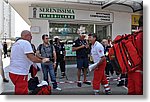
[93,60,108,90]
[9,72,28,95]
[128,71,143,95]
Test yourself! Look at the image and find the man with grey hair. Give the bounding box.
[9,30,50,95]
[72,32,91,87]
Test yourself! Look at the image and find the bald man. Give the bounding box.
[9,30,49,95]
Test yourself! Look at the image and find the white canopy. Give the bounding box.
[6,0,143,25]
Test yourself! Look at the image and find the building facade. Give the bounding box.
[0,0,15,42]
[3,0,143,62]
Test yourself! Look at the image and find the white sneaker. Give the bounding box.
[94,92,100,95]
[54,87,62,91]
[94,90,100,95]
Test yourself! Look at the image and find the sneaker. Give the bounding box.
[94,92,100,95]
[94,90,100,95]
[3,78,9,83]
[54,87,62,91]
[77,82,82,87]
[83,81,91,85]
[105,90,112,95]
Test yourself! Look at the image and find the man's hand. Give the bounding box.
[97,57,106,66]
[85,44,89,48]
[42,58,50,63]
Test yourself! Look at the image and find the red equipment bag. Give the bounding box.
[31,85,51,95]
[109,32,142,74]
[29,64,38,78]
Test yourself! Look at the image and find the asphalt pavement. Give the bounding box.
[1,57,127,95]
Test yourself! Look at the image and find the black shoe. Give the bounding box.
[83,81,91,85]
[3,78,9,83]
[77,82,82,87]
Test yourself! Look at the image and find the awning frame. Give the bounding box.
[101,0,143,12]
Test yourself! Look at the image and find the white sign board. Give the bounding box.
[30,26,40,34]
[29,7,113,23]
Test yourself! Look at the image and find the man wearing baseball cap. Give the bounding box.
[72,32,91,87]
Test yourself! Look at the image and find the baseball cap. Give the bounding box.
[37,81,48,87]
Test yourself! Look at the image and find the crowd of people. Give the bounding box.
[0,16,143,95]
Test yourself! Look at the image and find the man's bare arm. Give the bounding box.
[36,50,44,59]
[53,50,57,63]
[26,53,49,63]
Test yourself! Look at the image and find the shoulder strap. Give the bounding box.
[39,44,42,54]
[39,44,54,58]
[50,44,53,57]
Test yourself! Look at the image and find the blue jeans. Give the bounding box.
[41,63,57,89]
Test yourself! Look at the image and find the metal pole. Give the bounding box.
[94,24,96,34]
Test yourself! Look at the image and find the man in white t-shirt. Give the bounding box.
[9,30,49,95]
[88,34,111,95]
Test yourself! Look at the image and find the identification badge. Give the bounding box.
[60,51,63,54]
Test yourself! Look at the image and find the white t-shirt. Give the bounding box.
[9,39,34,75]
[91,41,105,63]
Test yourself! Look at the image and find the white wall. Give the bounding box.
[112,11,131,40]
[30,19,49,48]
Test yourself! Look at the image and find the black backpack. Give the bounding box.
[28,77,39,91]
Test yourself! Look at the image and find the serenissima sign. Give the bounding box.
[31,7,75,19]
[39,8,75,14]
[29,7,113,22]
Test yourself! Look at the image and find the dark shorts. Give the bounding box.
[77,58,89,69]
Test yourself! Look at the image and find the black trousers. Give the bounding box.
[54,60,66,76]
[105,62,114,76]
